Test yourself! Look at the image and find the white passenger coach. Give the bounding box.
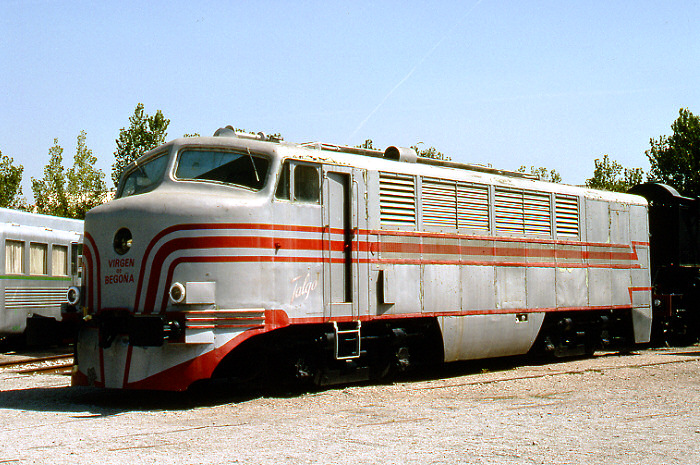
[1,208,83,342]
[73,127,652,390]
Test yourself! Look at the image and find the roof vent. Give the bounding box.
[213,125,237,137]
[384,146,417,163]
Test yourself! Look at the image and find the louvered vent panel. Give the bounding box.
[457,183,490,230]
[422,177,457,228]
[495,188,525,234]
[4,288,65,310]
[379,172,416,226]
[556,195,579,237]
[523,191,551,235]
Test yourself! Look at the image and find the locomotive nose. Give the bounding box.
[84,205,148,312]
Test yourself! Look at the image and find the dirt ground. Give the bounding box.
[1,346,700,465]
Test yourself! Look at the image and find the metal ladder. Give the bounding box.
[333,321,361,360]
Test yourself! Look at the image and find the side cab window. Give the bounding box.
[275,160,320,204]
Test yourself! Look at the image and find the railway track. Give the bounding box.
[0,353,73,375]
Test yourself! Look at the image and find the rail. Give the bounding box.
[0,353,73,375]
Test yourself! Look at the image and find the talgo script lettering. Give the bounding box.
[105,257,135,285]
[291,272,318,303]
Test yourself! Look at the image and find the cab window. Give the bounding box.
[294,165,320,203]
[275,161,291,200]
[275,161,320,203]
[175,149,269,191]
[118,152,169,198]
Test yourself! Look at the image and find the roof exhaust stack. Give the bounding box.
[213,126,237,137]
[384,146,417,163]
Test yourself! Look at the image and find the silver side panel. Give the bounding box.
[440,313,545,361]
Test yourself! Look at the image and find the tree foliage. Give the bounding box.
[646,108,700,197]
[411,144,450,161]
[32,132,107,219]
[0,149,26,209]
[67,131,108,219]
[112,103,170,187]
[356,139,378,150]
[354,140,450,160]
[585,154,644,193]
[32,139,70,217]
[518,165,562,183]
[234,128,283,141]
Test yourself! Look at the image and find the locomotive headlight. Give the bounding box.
[66,286,81,306]
[114,228,133,255]
[169,282,186,304]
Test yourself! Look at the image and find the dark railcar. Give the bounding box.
[629,183,700,344]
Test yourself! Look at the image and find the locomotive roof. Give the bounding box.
[128,127,647,207]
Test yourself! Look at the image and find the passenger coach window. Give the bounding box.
[30,242,47,275]
[294,165,320,203]
[176,149,270,191]
[5,240,24,274]
[71,243,83,277]
[52,245,68,276]
[119,153,169,197]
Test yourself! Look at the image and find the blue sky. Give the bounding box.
[1,0,698,196]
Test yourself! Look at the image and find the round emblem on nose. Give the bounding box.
[113,228,133,255]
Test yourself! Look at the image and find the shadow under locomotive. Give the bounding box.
[0,348,646,415]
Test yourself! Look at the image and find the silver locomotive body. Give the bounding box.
[74,129,651,390]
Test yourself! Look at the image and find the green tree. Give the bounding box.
[585,155,644,192]
[234,128,283,141]
[353,140,449,160]
[112,103,170,187]
[356,139,378,150]
[647,108,700,196]
[411,143,451,161]
[518,165,562,183]
[66,131,107,219]
[32,139,70,217]
[0,149,26,209]
[32,133,108,219]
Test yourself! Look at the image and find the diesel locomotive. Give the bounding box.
[72,127,652,390]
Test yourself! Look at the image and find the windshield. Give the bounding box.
[118,153,169,198]
[175,149,269,191]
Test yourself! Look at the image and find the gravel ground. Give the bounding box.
[1,347,700,465]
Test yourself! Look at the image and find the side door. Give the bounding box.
[322,166,365,321]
